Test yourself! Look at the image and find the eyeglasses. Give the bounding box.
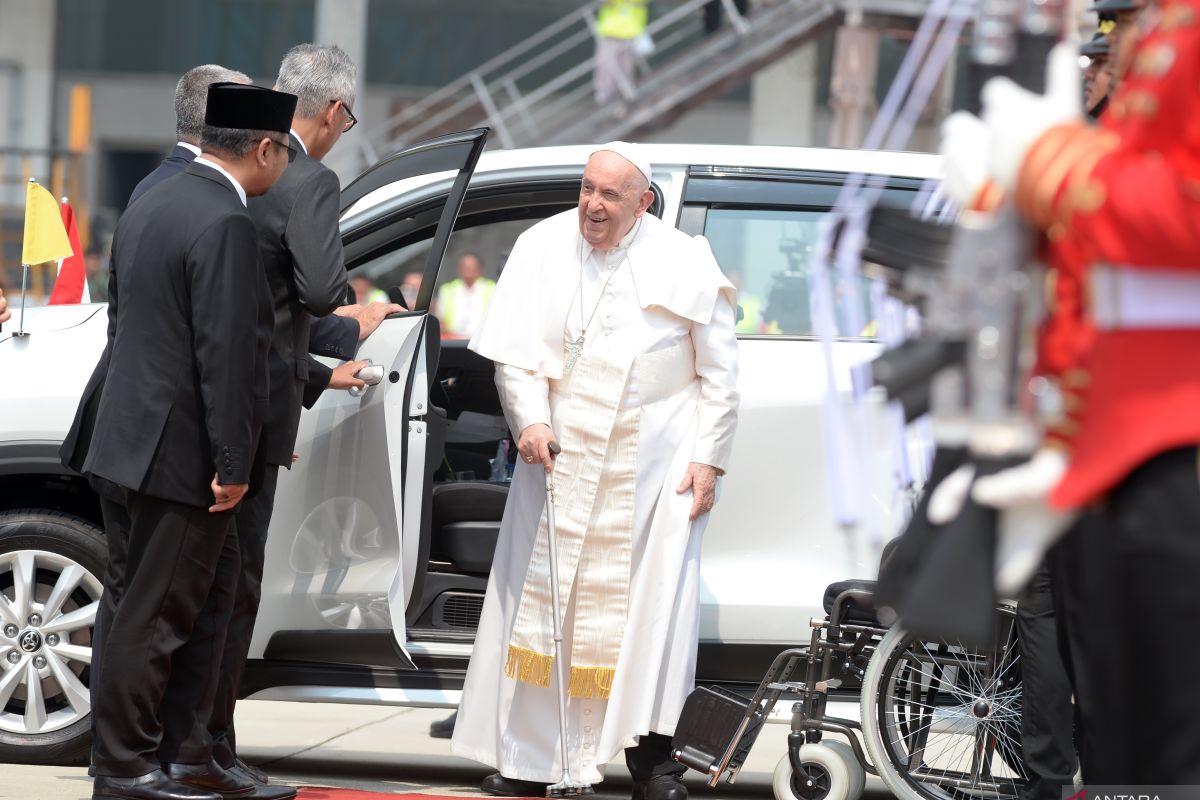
[271,138,297,163]
[336,100,358,133]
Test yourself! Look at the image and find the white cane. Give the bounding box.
[544,440,593,798]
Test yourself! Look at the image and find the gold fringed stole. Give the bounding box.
[504,644,553,688]
[505,340,699,701]
[504,645,617,699]
[567,664,617,699]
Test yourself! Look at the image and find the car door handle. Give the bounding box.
[348,362,385,397]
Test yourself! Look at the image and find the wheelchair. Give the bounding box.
[671,579,1026,800]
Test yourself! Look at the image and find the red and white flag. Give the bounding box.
[48,199,89,305]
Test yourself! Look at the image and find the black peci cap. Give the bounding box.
[204,82,297,133]
[1080,32,1110,57]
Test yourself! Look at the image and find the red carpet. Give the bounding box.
[297,791,466,799]
[298,791,523,799]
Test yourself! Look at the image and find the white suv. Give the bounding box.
[0,131,940,764]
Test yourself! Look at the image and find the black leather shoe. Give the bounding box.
[481,772,550,797]
[231,759,268,786]
[162,761,255,798]
[92,769,221,800]
[632,775,687,800]
[430,711,458,739]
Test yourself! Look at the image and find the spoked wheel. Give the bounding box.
[773,741,865,800]
[860,609,1026,800]
[0,511,106,764]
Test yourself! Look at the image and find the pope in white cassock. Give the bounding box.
[451,142,740,800]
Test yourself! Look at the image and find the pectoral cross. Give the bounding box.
[564,335,585,373]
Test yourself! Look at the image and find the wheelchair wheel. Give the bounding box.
[772,741,865,800]
[859,610,1026,800]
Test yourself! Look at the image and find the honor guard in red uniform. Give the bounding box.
[962,0,1200,783]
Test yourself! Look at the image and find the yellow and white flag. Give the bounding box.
[22,181,73,265]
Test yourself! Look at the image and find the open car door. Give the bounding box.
[254,129,487,672]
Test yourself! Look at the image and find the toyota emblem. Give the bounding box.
[18,630,41,654]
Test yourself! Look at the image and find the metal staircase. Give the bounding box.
[356,0,842,167]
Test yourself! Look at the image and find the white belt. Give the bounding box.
[1091,265,1200,330]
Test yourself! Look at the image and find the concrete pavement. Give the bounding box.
[1,701,891,800]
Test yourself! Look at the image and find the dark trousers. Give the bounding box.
[90,482,132,767]
[1055,446,1200,783]
[90,490,238,777]
[210,465,280,767]
[703,0,749,35]
[625,732,686,783]
[158,522,243,763]
[1016,562,1077,800]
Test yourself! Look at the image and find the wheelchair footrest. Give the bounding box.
[670,685,765,778]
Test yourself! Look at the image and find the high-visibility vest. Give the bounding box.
[596,0,648,40]
[438,278,496,335]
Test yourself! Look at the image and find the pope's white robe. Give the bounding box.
[451,209,739,784]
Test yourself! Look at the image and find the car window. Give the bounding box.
[703,206,876,338]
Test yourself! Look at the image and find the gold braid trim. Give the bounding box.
[505,645,553,688]
[568,665,616,699]
[1016,125,1081,227]
[1030,130,1109,230]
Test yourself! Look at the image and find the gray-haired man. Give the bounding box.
[202,43,401,792]
[128,64,250,205]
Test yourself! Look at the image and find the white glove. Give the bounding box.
[972,448,1077,597]
[926,463,976,525]
[938,111,991,208]
[981,43,1083,191]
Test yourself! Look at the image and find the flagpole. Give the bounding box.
[15,178,36,338]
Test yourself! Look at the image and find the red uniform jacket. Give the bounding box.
[1014,0,1200,509]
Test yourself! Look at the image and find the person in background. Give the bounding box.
[436,252,496,338]
[351,274,388,304]
[1080,33,1111,119]
[594,0,647,107]
[0,287,9,325]
[400,268,423,310]
[702,0,749,36]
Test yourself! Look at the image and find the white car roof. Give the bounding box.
[342,143,943,223]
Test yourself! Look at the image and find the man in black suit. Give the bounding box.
[202,45,404,790]
[129,65,250,206]
[81,82,296,800]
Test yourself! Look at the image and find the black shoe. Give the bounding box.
[163,761,255,798]
[481,772,550,797]
[231,759,268,786]
[430,711,458,739]
[633,775,687,800]
[92,769,222,800]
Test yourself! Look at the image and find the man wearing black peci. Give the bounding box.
[80,82,295,800]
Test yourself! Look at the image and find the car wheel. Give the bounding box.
[0,509,105,765]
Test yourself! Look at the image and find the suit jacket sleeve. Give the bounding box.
[302,356,333,409]
[308,313,359,360]
[188,214,262,486]
[287,168,350,315]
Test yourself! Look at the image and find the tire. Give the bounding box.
[0,509,106,765]
[860,620,1025,800]
[773,741,865,800]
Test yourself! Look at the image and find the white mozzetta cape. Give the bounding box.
[471,209,735,379]
[453,209,740,783]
